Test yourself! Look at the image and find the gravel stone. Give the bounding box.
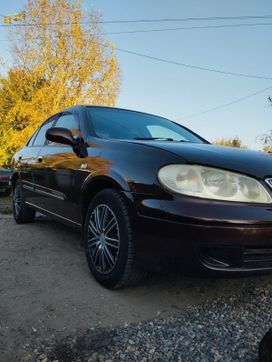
[19,279,272,361]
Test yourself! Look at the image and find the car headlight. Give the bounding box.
[158,164,272,204]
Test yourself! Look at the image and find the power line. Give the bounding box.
[0,21,271,41]
[113,46,272,80]
[105,22,272,35]
[1,14,272,27]
[1,13,271,120]
[176,85,272,120]
[101,14,272,23]
[0,32,269,80]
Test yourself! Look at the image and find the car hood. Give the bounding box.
[130,141,272,179]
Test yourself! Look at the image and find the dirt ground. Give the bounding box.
[1,194,272,361]
[0,193,12,215]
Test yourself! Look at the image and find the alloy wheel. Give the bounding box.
[13,185,22,216]
[88,204,120,275]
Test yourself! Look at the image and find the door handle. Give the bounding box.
[37,156,43,163]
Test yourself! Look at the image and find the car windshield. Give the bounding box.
[87,107,204,143]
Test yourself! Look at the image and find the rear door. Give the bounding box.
[35,112,82,222]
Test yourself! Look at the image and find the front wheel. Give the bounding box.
[13,180,36,224]
[84,189,144,289]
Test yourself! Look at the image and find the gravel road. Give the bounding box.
[0,199,272,361]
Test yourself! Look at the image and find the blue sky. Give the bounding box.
[0,0,271,149]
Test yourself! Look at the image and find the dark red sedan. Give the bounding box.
[11,106,272,288]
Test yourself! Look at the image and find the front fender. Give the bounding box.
[81,169,131,195]
[79,170,132,225]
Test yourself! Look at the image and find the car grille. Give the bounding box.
[243,247,272,269]
[201,246,272,270]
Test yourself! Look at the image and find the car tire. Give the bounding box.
[13,180,36,224]
[84,188,144,289]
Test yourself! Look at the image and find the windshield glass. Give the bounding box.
[87,107,204,143]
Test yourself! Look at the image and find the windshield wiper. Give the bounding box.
[134,137,174,141]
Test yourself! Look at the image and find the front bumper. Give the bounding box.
[132,193,272,274]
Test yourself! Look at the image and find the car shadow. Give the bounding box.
[28,215,272,324]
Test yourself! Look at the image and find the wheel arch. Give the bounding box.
[11,172,19,189]
[80,172,131,224]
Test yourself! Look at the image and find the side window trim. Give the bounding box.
[26,129,38,147]
[85,108,96,138]
[32,115,59,147]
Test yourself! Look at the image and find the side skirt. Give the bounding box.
[25,201,82,231]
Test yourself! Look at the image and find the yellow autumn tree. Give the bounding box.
[0,68,50,161]
[214,137,246,148]
[263,145,272,153]
[0,0,121,166]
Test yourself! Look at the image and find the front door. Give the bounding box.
[34,112,82,222]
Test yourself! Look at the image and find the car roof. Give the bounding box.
[62,105,170,121]
[40,105,207,144]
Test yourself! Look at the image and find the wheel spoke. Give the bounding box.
[88,239,99,249]
[99,248,105,272]
[88,235,99,243]
[88,221,100,237]
[101,248,107,272]
[100,206,108,230]
[94,208,100,232]
[104,246,114,269]
[104,245,115,265]
[105,242,119,250]
[93,244,100,265]
[104,217,117,235]
[105,236,119,249]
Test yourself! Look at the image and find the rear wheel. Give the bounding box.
[3,189,11,196]
[84,189,144,289]
[13,180,36,224]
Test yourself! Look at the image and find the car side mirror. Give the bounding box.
[46,127,76,146]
